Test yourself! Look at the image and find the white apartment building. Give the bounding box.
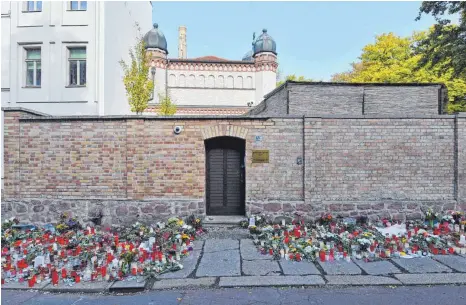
[1,1,152,116]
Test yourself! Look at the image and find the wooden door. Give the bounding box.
[206,137,245,215]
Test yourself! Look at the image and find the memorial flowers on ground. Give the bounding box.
[248,209,466,263]
[1,214,205,288]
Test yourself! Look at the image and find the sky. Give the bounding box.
[151,1,439,81]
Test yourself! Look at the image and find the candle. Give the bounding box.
[75,275,80,283]
[280,249,285,258]
[281,219,285,226]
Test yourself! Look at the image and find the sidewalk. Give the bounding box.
[3,230,466,293]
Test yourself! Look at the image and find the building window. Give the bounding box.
[25,48,41,87]
[68,47,86,86]
[69,1,87,11]
[25,1,42,12]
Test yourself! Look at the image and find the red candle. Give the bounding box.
[75,275,80,283]
[289,253,294,260]
[28,278,35,288]
[295,253,301,261]
[319,250,326,262]
[269,248,273,255]
[52,270,59,285]
[284,236,290,244]
[61,268,67,279]
[449,247,454,254]
[441,249,446,255]
[101,266,107,278]
[432,248,439,255]
[414,227,419,234]
[114,236,119,245]
[131,267,137,275]
[151,252,156,261]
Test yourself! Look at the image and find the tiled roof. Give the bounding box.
[192,56,229,61]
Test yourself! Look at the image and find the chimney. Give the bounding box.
[178,26,187,59]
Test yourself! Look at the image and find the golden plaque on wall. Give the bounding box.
[252,150,269,163]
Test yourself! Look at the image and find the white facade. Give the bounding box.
[1,1,152,116]
[148,56,277,110]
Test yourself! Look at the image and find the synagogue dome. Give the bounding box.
[143,23,168,53]
[253,29,277,56]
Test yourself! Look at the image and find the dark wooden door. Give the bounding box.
[206,137,245,215]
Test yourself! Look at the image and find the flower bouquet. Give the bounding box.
[424,208,439,228]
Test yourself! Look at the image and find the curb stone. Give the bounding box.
[325,275,401,286]
[218,275,325,287]
[42,281,114,293]
[152,277,217,290]
[395,273,466,285]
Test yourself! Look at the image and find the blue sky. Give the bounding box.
[151,1,438,81]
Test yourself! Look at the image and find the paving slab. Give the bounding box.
[204,239,239,253]
[109,276,148,292]
[196,249,240,277]
[1,280,49,290]
[158,250,202,279]
[432,255,466,272]
[391,257,452,273]
[317,260,362,275]
[279,260,321,275]
[240,239,271,260]
[242,260,281,276]
[325,275,401,285]
[352,259,401,275]
[152,277,216,290]
[219,275,325,287]
[193,240,204,251]
[395,273,466,285]
[43,280,113,293]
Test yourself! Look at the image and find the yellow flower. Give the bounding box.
[195,219,200,223]
[177,220,184,226]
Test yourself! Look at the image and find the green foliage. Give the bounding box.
[416,1,466,78]
[330,31,466,113]
[119,23,154,115]
[276,74,313,87]
[158,94,177,115]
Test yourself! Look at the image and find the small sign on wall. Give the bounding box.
[255,135,263,143]
[252,150,269,163]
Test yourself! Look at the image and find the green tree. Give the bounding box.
[330,31,466,113]
[158,94,177,115]
[119,23,154,114]
[276,74,313,87]
[416,1,466,78]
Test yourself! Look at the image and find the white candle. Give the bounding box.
[281,219,285,226]
[280,249,285,258]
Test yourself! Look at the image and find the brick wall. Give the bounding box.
[2,108,463,224]
[248,85,288,116]
[305,116,458,220]
[290,85,363,115]
[458,114,466,210]
[250,83,444,116]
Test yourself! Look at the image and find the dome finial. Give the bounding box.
[262,29,267,33]
[153,23,158,29]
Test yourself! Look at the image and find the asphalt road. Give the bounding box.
[2,285,466,305]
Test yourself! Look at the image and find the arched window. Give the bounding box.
[207,75,215,88]
[217,75,224,88]
[246,76,253,89]
[169,74,176,86]
[188,74,195,87]
[198,75,205,88]
[226,76,234,88]
[236,76,243,89]
[179,74,186,87]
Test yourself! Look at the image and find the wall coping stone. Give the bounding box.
[1,107,51,117]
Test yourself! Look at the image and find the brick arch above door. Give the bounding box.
[201,125,249,140]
